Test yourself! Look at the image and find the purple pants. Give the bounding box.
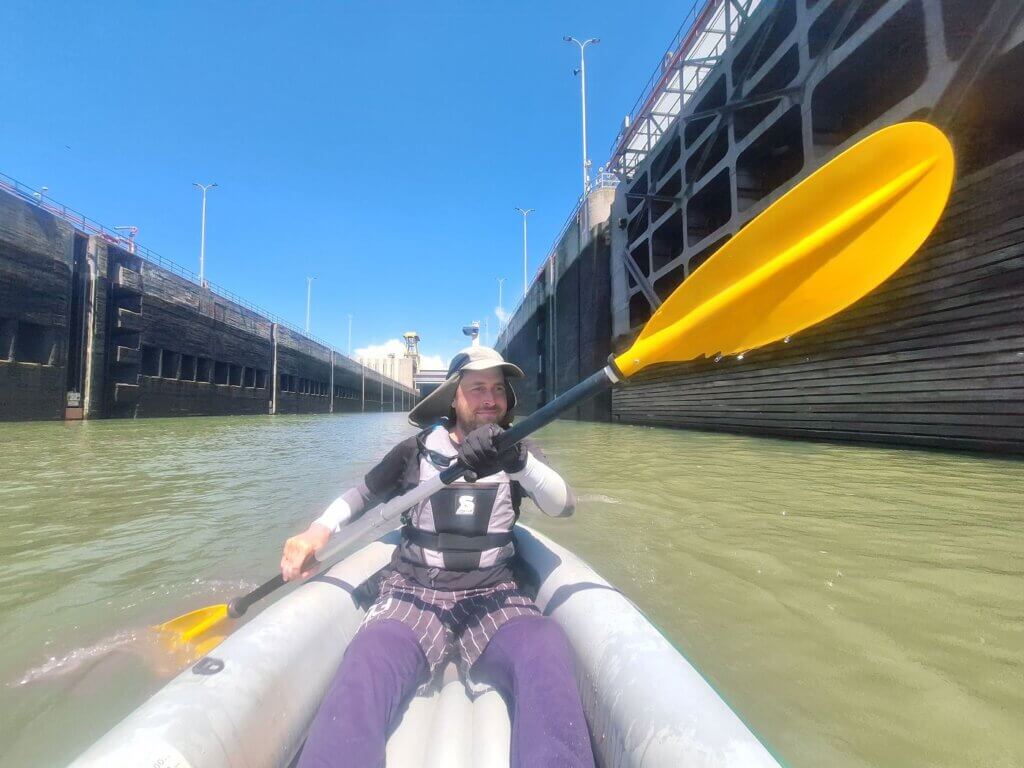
[296,616,595,768]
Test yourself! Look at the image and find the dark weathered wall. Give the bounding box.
[0,188,417,420]
[504,306,544,417]
[594,0,1024,454]
[496,205,614,423]
[0,192,75,420]
[97,243,274,418]
[275,326,332,415]
[613,151,1024,453]
[553,231,613,421]
[359,366,400,413]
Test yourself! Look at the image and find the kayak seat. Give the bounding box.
[385,661,511,767]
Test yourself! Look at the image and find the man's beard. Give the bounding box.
[458,408,504,433]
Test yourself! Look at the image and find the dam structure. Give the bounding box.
[0,180,417,421]
[496,0,1024,454]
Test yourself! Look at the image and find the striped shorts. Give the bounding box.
[359,571,540,678]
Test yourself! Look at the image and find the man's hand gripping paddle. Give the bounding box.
[155,121,954,657]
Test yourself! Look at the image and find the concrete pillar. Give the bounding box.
[380,375,384,412]
[550,252,558,398]
[81,242,99,418]
[361,363,365,412]
[270,323,279,415]
[329,350,334,414]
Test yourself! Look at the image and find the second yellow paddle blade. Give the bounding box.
[155,603,229,644]
[614,121,954,377]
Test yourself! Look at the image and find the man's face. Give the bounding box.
[453,368,508,432]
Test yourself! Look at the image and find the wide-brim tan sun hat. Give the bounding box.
[409,346,524,428]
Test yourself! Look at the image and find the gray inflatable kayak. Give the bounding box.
[68,526,782,767]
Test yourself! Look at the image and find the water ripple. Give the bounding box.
[1,414,1021,768]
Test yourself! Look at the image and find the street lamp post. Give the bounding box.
[388,353,396,411]
[193,182,218,286]
[305,276,315,333]
[497,277,506,327]
[514,207,534,297]
[563,36,600,197]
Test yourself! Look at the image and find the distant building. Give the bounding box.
[414,368,447,399]
[358,332,421,389]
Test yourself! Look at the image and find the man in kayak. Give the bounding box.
[280,345,595,768]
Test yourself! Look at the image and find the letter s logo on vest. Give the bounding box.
[456,495,476,516]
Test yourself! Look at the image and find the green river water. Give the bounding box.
[0,413,1021,767]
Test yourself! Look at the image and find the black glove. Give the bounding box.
[458,424,527,480]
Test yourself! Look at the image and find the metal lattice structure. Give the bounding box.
[609,0,764,178]
[610,0,1024,340]
[492,0,1024,451]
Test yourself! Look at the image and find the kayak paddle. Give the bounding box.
[155,121,954,654]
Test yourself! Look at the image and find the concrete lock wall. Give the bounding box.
[274,325,334,416]
[104,241,275,418]
[496,187,615,421]
[0,192,77,420]
[607,0,1024,454]
[498,0,1024,454]
[613,151,1024,453]
[0,187,417,421]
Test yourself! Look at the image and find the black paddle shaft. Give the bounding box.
[228,365,618,618]
[228,574,284,618]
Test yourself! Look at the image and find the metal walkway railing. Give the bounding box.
[607,0,762,177]
[0,171,411,387]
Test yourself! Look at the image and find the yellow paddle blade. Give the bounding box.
[613,121,954,378]
[188,633,227,658]
[154,603,230,644]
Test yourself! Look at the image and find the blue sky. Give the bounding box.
[2,1,694,368]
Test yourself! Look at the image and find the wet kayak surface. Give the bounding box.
[1,413,1021,767]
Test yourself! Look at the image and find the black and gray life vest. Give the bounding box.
[398,425,522,572]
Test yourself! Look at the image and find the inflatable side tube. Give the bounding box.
[516,526,784,768]
[67,541,395,768]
